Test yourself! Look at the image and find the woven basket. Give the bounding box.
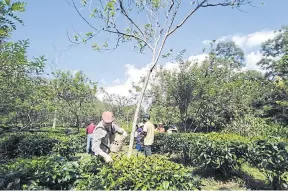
[110,133,124,153]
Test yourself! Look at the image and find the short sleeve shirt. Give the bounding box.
[143,121,155,145]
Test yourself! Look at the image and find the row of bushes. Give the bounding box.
[0,130,86,162]
[0,154,201,190]
[0,129,200,190]
[153,133,288,190]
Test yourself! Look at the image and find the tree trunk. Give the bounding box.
[127,69,152,157]
[183,119,187,132]
[52,109,57,129]
[75,115,80,133]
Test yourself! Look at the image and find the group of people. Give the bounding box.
[85,112,156,163]
[134,118,178,152]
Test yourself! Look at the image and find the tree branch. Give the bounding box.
[71,0,100,32]
[167,0,208,36]
[70,0,153,52]
[118,0,144,36]
[150,0,181,71]
[104,28,153,51]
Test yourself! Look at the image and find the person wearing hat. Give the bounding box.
[92,111,127,163]
[157,123,165,133]
[141,114,154,156]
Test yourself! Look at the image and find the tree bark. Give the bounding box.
[127,68,152,157]
[52,109,57,129]
[75,114,80,133]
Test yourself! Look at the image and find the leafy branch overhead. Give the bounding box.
[69,0,253,53]
[0,0,25,41]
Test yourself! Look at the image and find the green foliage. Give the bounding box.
[154,132,288,186]
[1,147,201,190]
[52,132,86,158]
[257,26,288,125]
[52,70,97,128]
[77,154,200,190]
[0,40,47,127]
[215,41,245,68]
[0,130,86,161]
[148,43,268,132]
[248,139,288,189]
[153,133,249,176]
[223,115,288,138]
[0,0,25,40]
[0,155,80,190]
[0,133,58,161]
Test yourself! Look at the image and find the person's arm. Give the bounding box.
[113,123,127,138]
[92,128,111,161]
[112,123,124,134]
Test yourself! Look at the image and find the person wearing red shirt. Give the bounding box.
[86,120,96,153]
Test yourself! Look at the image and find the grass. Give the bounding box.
[241,163,267,182]
[200,177,246,190]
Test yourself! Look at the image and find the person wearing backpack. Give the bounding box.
[92,111,127,163]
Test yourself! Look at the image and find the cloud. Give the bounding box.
[96,60,187,100]
[244,51,264,71]
[188,53,209,63]
[112,79,122,85]
[203,30,278,51]
[97,64,150,99]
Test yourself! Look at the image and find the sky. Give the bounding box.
[12,0,288,98]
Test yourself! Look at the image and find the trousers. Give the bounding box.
[144,145,152,156]
[86,134,93,153]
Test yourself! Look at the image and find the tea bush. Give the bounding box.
[153,133,288,181]
[0,130,86,161]
[153,133,251,176]
[52,132,86,158]
[248,139,288,189]
[0,155,80,190]
[75,154,200,190]
[1,154,201,190]
[0,133,58,161]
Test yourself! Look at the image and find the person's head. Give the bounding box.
[102,111,114,128]
[142,113,150,123]
[159,123,163,128]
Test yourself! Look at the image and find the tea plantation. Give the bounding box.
[0,128,287,190]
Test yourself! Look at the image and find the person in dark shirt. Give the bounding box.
[86,120,96,154]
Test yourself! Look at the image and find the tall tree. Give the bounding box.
[69,0,255,156]
[0,39,47,128]
[257,26,288,125]
[52,70,97,132]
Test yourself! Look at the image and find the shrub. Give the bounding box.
[75,154,201,190]
[0,133,58,161]
[153,133,250,176]
[0,130,86,161]
[223,115,288,139]
[248,139,288,189]
[52,133,86,158]
[0,155,80,190]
